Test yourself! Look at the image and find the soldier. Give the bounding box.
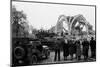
[90,37,96,58]
[62,39,69,60]
[82,38,89,60]
[54,38,61,61]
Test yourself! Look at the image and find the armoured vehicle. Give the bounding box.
[12,37,50,66]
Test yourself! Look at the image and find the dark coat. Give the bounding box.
[62,40,69,56]
[90,39,96,50]
[76,41,81,56]
[69,40,75,55]
[82,40,89,56]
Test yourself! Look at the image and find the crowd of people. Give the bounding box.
[54,37,96,61]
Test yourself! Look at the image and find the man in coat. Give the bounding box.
[90,37,96,59]
[82,38,89,60]
[54,38,61,61]
[62,39,69,60]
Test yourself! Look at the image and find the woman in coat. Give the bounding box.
[76,40,81,60]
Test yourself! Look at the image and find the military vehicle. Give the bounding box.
[12,37,50,66]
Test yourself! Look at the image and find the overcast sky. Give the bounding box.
[12,1,95,30]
